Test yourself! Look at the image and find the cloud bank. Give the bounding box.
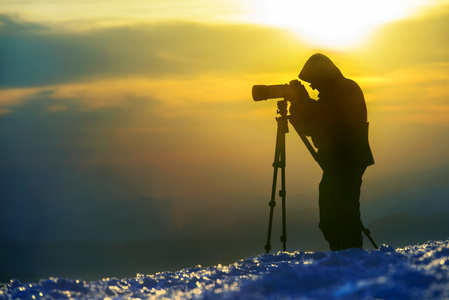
[1,10,449,247]
[0,14,305,88]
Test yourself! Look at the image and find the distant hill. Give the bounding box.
[368,211,449,247]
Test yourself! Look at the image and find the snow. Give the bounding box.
[1,240,448,299]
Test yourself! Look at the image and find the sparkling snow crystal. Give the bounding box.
[1,240,448,299]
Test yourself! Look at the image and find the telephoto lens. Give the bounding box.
[252,84,288,101]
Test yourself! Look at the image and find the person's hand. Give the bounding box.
[287,80,309,104]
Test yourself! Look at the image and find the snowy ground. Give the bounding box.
[1,240,448,299]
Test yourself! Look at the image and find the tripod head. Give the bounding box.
[276,100,288,117]
[276,100,289,134]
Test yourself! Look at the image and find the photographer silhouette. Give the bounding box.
[289,53,374,251]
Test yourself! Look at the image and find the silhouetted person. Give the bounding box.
[288,53,374,251]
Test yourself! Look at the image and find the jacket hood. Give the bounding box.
[299,53,343,83]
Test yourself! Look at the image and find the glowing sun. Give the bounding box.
[243,0,434,48]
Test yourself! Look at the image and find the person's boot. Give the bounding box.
[341,230,363,250]
[329,241,342,251]
[322,230,342,251]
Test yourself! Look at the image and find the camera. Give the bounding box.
[252,80,302,101]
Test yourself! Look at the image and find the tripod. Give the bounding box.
[264,100,379,253]
[264,100,289,253]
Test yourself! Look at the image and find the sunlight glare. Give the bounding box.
[243,0,432,48]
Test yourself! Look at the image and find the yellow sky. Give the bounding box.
[1,0,445,37]
[242,0,444,48]
[1,0,449,238]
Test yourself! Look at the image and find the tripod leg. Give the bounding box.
[279,133,287,251]
[265,146,280,254]
[264,103,289,254]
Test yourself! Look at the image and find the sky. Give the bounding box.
[1,0,449,248]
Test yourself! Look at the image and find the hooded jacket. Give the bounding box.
[290,53,374,169]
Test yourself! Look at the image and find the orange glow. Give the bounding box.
[1,0,449,208]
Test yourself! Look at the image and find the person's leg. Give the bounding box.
[340,167,366,250]
[318,170,343,251]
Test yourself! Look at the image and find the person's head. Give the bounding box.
[298,53,343,91]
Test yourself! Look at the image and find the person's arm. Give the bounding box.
[287,80,320,136]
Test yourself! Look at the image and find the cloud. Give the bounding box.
[0,91,178,242]
[0,14,48,34]
[360,62,449,127]
[2,7,449,88]
[0,83,301,242]
[356,6,449,71]
[3,76,446,244]
[0,14,306,88]
[1,9,449,245]
[342,8,449,128]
